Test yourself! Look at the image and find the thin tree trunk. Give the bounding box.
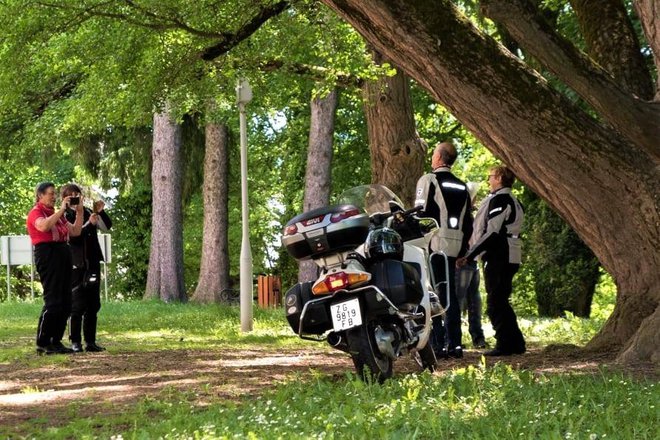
[320,0,659,365]
[145,107,186,302]
[192,121,230,302]
[363,51,427,208]
[299,88,339,283]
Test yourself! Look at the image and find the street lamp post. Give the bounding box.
[237,79,253,332]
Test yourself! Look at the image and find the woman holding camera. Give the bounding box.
[61,183,112,353]
[27,182,83,355]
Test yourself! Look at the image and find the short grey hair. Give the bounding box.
[434,141,457,166]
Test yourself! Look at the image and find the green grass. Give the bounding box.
[1,300,657,439]
[0,300,315,363]
[0,295,611,363]
[16,365,659,439]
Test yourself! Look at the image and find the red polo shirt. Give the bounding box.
[26,203,69,245]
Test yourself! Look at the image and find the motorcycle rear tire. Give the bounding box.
[413,341,437,373]
[345,322,393,383]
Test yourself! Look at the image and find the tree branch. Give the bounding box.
[480,0,659,160]
[569,0,653,100]
[31,76,81,117]
[633,0,660,100]
[259,60,363,88]
[200,1,289,61]
[35,0,224,38]
[121,0,221,38]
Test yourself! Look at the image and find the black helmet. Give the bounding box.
[365,227,403,261]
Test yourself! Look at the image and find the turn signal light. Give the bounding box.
[284,224,298,236]
[312,271,371,295]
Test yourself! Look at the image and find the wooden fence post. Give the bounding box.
[257,275,281,308]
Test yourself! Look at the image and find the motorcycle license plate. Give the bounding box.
[331,298,362,331]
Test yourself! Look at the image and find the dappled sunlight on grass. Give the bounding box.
[1,300,656,439]
[519,313,606,347]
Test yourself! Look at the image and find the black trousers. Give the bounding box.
[431,256,462,351]
[34,242,72,346]
[69,265,102,344]
[484,260,526,353]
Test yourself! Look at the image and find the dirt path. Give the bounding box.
[0,345,641,432]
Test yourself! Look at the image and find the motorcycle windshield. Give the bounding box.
[336,185,405,216]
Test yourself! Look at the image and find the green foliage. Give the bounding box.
[0,0,618,320]
[520,189,600,317]
[591,270,616,321]
[106,182,153,300]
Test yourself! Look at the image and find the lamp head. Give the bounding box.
[236,79,253,105]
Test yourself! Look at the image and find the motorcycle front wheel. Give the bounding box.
[345,321,393,383]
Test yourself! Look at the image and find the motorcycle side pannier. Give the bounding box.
[282,204,369,261]
[368,259,424,308]
[284,281,332,335]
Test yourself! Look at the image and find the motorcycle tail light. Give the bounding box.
[312,271,371,295]
[284,224,298,236]
[330,208,360,223]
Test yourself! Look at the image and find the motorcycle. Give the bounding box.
[281,185,450,382]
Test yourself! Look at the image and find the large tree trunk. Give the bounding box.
[299,88,339,283]
[363,51,426,207]
[145,108,186,302]
[192,122,230,303]
[320,0,659,365]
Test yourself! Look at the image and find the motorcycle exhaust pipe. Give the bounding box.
[327,332,349,352]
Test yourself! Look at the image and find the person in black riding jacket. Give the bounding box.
[415,141,473,359]
[61,183,112,353]
[457,166,526,356]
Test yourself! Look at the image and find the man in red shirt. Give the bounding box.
[27,182,83,355]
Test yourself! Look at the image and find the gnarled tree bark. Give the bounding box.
[363,51,427,207]
[320,0,659,365]
[633,0,660,100]
[569,0,653,100]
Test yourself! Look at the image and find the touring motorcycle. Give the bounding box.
[281,185,450,382]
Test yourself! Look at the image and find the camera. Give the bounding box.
[69,196,80,206]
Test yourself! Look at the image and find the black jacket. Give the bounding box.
[65,208,112,269]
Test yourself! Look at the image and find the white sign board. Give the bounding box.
[98,234,112,263]
[0,235,33,265]
[0,235,112,265]
[1,234,112,301]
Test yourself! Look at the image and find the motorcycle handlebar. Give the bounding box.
[371,205,423,226]
[404,205,423,216]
